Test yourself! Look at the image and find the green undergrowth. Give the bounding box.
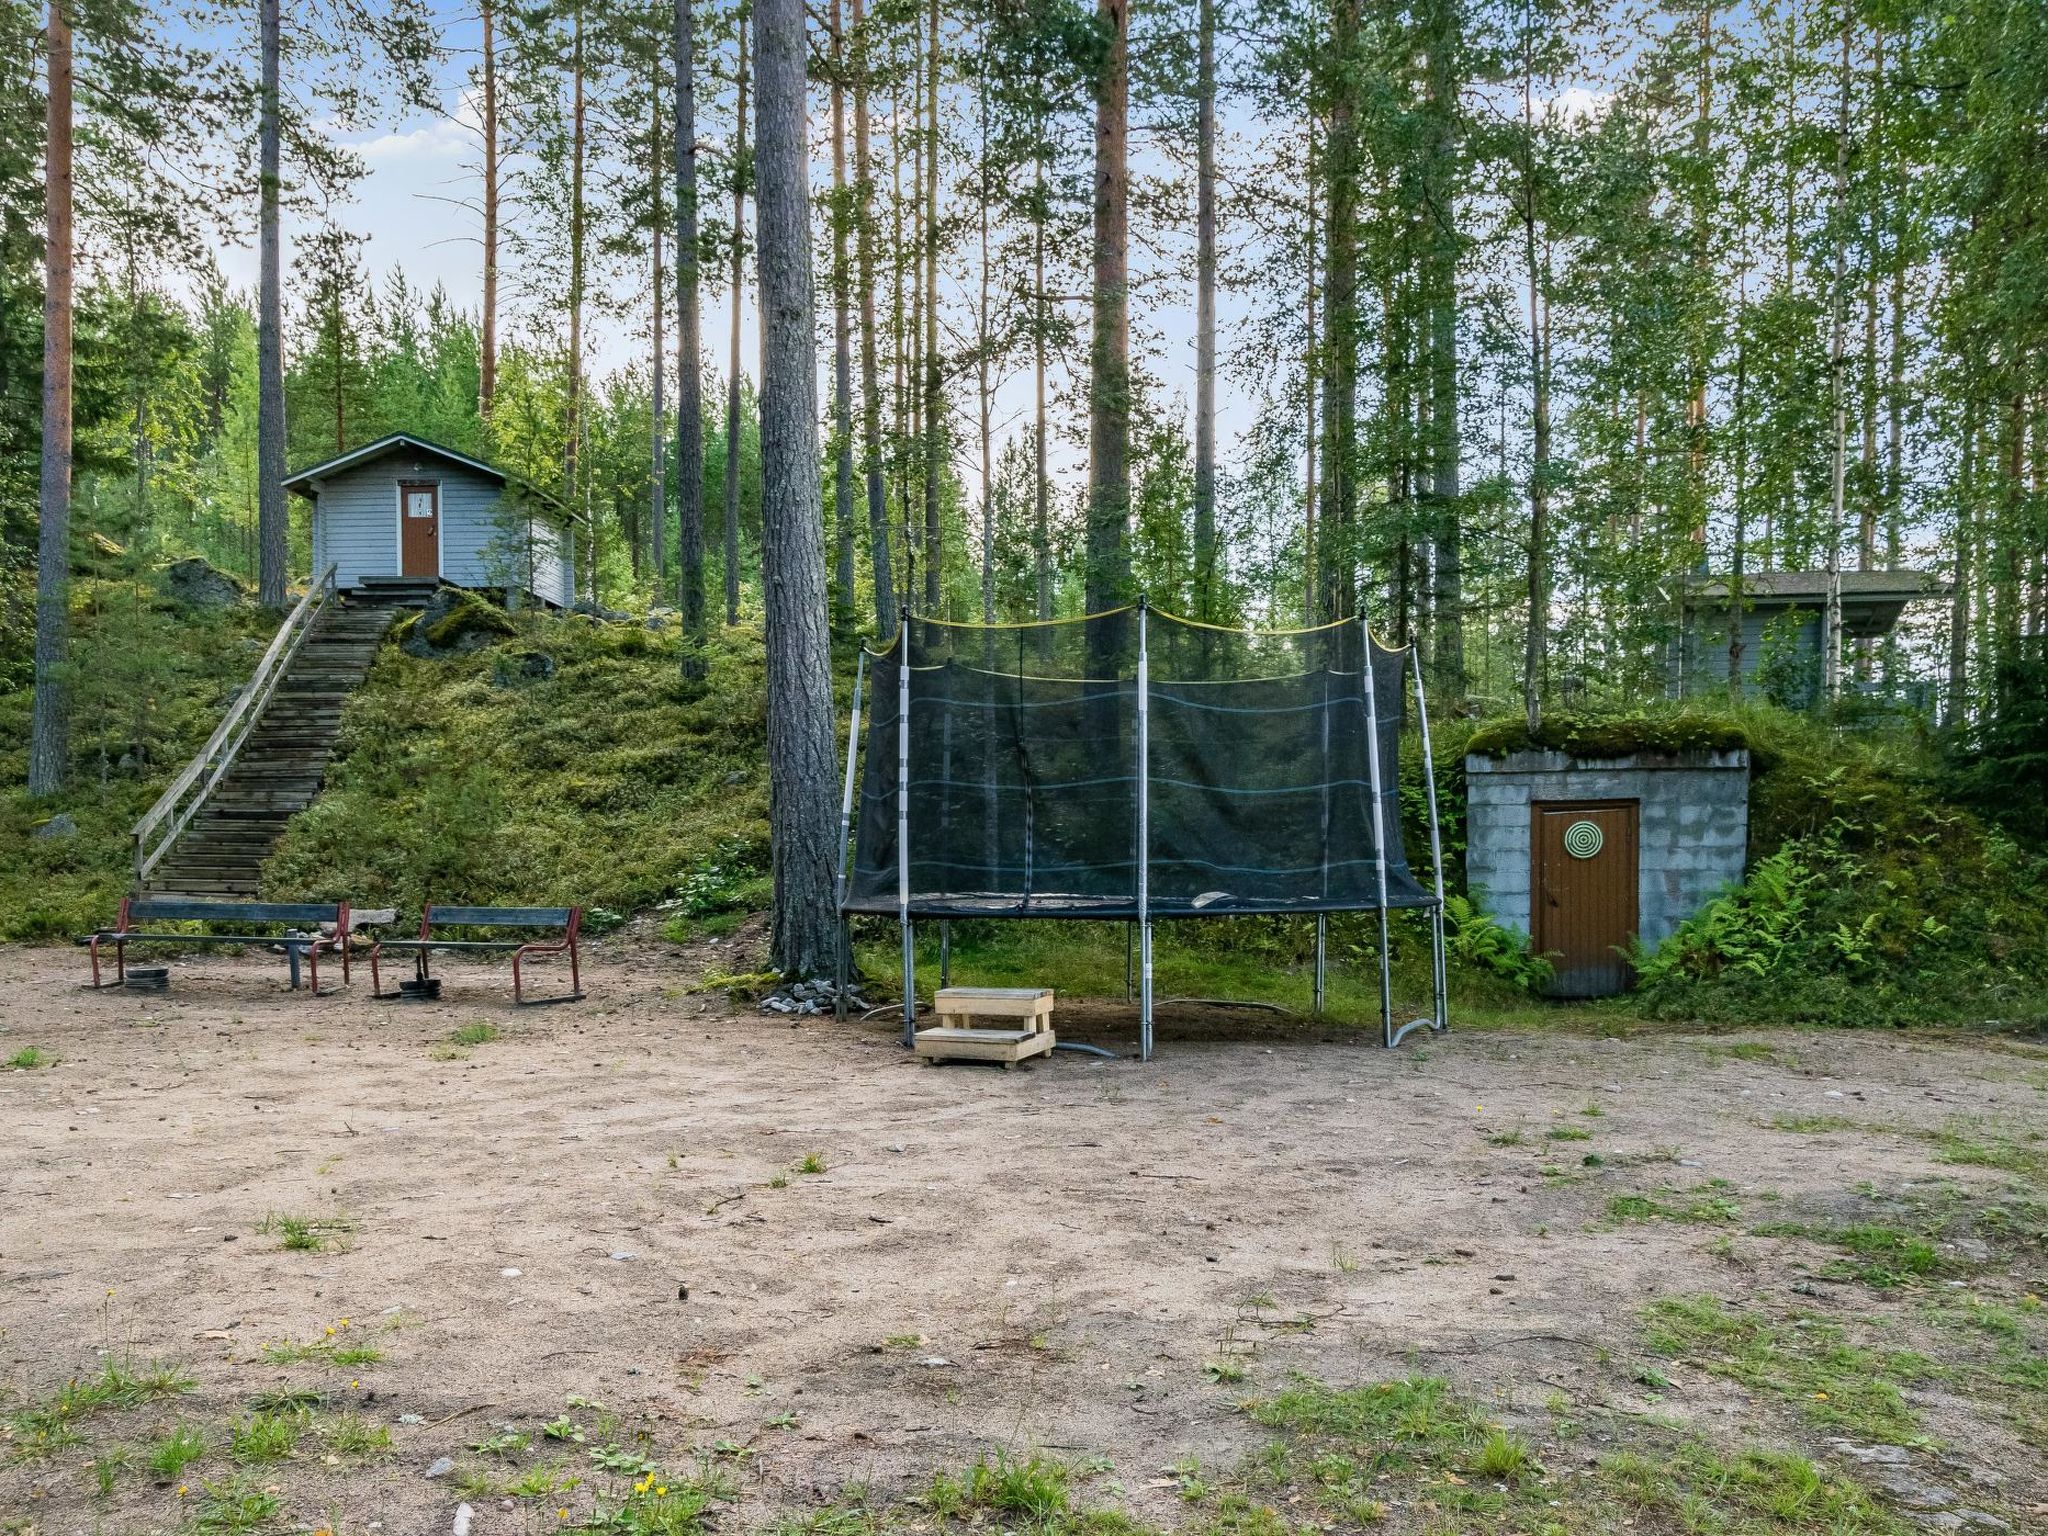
[266,609,778,917]
[853,910,1586,1035]
[0,573,276,940]
[1631,712,2048,1027]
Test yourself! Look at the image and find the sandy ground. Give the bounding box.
[3,935,2046,1535]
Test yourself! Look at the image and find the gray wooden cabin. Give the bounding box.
[1668,568,1946,707]
[283,433,579,607]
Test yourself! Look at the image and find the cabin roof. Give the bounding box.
[283,433,582,523]
[1685,569,1948,606]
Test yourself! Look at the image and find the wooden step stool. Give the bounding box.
[917,986,1056,1068]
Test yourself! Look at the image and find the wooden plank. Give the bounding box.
[913,1026,1057,1067]
[128,899,341,925]
[428,906,573,928]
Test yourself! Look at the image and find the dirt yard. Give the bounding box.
[3,936,2046,1536]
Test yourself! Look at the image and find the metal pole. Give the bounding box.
[1314,913,1327,1014]
[1136,601,1153,1062]
[897,622,916,1047]
[1411,646,1450,1035]
[835,651,867,1023]
[1124,922,1134,1003]
[939,921,951,988]
[1360,621,1394,1048]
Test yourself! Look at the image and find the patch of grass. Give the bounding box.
[795,1151,827,1175]
[1642,1294,1930,1441]
[1767,1113,1864,1133]
[181,1475,284,1533]
[927,1452,1074,1523]
[255,1211,354,1252]
[507,1458,581,1497]
[227,1408,305,1464]
[450,1020,501,1046]
[1546,1126,1592,1142]
[1606,1185,1742,1225]
[3,1045,48,1069]
[147,1422,209,1481]
[1933,1122,2048,1177]
[1486,1127,1526,1147]
[1602,1439,1907,1532]
[1754,1219,1943,1288]
[322,1411,392,1457]
[1204,1359,1249,1385]
[87,1444,130,1498]
[5,1356,196,1461]
[471,1425,532,1457]
[258,1321,381,1368]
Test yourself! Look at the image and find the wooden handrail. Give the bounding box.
[133,565,338,887]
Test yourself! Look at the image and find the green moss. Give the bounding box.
[1463,709,1753,761]
[266,613,775,918]
[420,589,518,650]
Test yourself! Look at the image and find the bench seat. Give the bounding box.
[370,904,584,1005]
[85,897,353,993]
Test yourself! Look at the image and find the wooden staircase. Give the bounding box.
[135,570,429,897]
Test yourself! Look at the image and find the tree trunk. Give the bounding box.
[566,0,587,521]
[1192,0,1217,622]
[481,0,500,417]
[977,66,995,626]
[27,0,73,795]
[257,0,288,607]
[675,0,708,677]
[725,12,749,625]
[921,0,941,623]
[1318,0,1358,621]
[1303,115,1316,625]
[830,0,857,631]
[1949,401,1975,721]
[1520,15,1548,736]
[752,0,840,978]
[1033,151,1050,621]
[1085,0,1130,616]
[851,0,895,634]
[652,79,668,583]
[1424,0,1462,699]
[1822,4,1848,703]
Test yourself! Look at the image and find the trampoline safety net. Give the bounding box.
[843,607,1435,920]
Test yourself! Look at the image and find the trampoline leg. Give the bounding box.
[939,921,951,988]
[1435,903,1450,1034]
[901,918,916,1048]
[1377,906,1394,1049]
[1314,915,1327,1015]
[1139,921,1154,1063]
[1124,922,1134,1003]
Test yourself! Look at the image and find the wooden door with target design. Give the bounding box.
[1532,800,1638,998]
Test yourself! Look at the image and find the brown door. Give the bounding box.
[399,481,440,577]
[1532,800,1639,998]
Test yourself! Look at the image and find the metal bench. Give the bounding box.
[369,904,584,1005]
[84,896,353,993]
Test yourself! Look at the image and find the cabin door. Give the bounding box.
[399,482,440,577]
[1532,800,1639,998]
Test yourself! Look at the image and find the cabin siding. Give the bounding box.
[304,448,575,605]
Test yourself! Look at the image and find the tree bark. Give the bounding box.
[1033,151,1050,621]
[1520,12,1548,735]
[566,0,587,584]
[1318,0,1358,621]
[851,0,894,634]
[481,0,500,417]
[1192,0,1217,622]
[1822,4,1848,702]
[1424,0,1462,699]
[652,79,667,583]
[725,13,749,625]
[27,0,73,795]
[752,0,840,977]
[1085,0,1130,616]
[257,0,288,607]
[675,0,708,677]
[921,0,941,624]
[829,0,856,630]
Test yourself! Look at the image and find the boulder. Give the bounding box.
[401,588,518,659]
[160,557,249,610]
[490,649,558,689]
[31,813,77,841]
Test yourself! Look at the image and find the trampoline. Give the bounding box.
[834,603,1450,1059]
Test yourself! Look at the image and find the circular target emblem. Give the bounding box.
[1563,820,1604,860]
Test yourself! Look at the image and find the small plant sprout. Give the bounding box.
[256,1212,355,1253]
[450,1020,500,1047]
[1203,1359,1248,1385]
[795,1151,827,1175]
[5,1045,49,1069]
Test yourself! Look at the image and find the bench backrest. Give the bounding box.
[126,897,346,927]
[424,904,577,929]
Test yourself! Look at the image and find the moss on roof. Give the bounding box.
[1463,711,1753,762]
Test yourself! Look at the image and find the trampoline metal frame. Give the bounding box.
[836,606,1452,1060]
